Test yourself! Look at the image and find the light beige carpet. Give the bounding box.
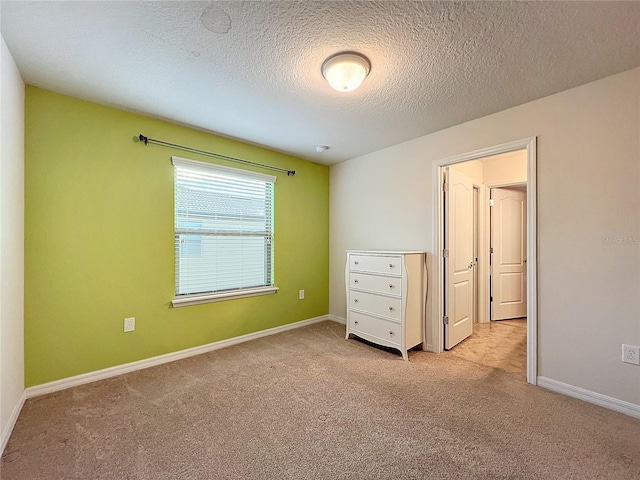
[2,321,639,479]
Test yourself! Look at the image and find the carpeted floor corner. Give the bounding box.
[2,321,639,479]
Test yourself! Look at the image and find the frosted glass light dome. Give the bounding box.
[321,52,371,92]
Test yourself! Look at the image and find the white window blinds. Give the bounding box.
[172,156,276,299]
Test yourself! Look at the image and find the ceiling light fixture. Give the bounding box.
[315,145,329,153]
[321,52,371,92]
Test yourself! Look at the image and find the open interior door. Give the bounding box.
[444,167,474,349]
[491,187,527,320]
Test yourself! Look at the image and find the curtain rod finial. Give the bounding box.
[139,134,148,145]
[287,170,296,176]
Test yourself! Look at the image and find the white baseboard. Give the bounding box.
[26,314,332,400]
[537,376,640,419]
[1,390,26,454]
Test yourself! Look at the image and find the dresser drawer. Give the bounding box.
[349,254,402,276]
[349,290,402,321]
[349,311,401,347]
[350,272,402,296]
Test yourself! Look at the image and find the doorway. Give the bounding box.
[442,158,527,368]
[430,138,538,385]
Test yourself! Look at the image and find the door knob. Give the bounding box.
[468,261,474,269]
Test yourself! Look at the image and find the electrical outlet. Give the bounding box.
[622,344,640,365]
[299,289,305,300]
[124,317,135,333]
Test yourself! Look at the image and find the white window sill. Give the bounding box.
[172,286,279,308]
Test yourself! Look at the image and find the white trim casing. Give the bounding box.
[475,184,490,324]
[525,140,537,385]
[1,391,26,455]
[172,286,278,307]
[26,314,331,399]
[431,137,538,385]
[537,377,640,419]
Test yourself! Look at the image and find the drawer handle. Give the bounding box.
[354,261,359,265]
[389,331,394,336]
[389,307,394,312]
[389,284,394,289]
[354,299,359,303]
[354,279,359,283]
[354,320,359,325]
[389,264,395,268]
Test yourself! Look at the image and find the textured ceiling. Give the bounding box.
[2,1,639,165]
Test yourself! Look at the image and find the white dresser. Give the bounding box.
[345,251,426,360]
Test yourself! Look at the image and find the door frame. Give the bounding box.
[430,137,538,385]
[474,183,490,324]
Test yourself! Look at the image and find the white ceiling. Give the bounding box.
[2,1,639,165]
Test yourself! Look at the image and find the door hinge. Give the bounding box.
[490,247,494,254]
[489,199,494,207]
[443,182,449,192]
[490,296,493,302]
[443,315,449,325]
[443,249,449,258]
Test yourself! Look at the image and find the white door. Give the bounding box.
[444,167,474,349]
[491,187,527,320]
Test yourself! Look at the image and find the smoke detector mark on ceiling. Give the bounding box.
[201,4,231,34]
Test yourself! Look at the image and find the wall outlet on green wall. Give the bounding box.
[124,317,135,332]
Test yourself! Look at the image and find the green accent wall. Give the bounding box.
[24,87,330,387]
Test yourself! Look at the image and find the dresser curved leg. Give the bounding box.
[401,349,409,361]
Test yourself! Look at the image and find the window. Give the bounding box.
[172,156,277,307]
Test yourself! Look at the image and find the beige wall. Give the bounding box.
[482,150,527,186]
[449,149,527,186]
[0,34,25,451]
[330,68,640,405]
[451,159,484,183]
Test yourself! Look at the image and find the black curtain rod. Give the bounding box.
[137,134,296,176]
